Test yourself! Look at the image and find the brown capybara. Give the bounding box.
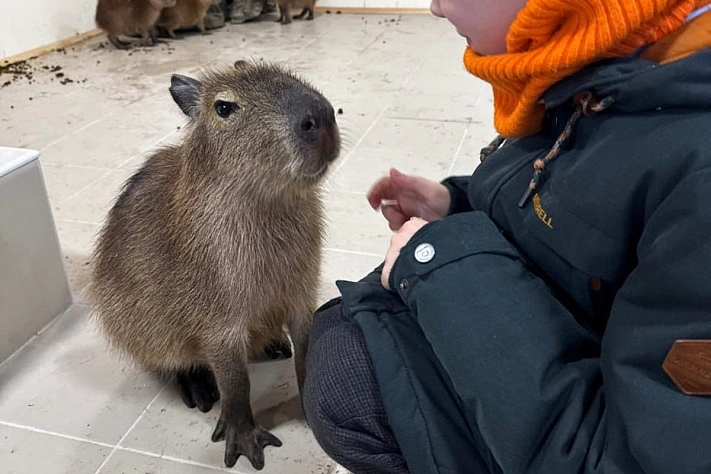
[276,0,315,24]
[157,0,219,37]
[95,0,177,49]
[88,59,341,470]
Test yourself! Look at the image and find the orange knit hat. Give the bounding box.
[464,0,711,138]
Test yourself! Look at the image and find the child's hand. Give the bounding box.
[366,168,451,231]
[381,217,429,290]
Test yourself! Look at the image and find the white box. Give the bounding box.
[0,147,72,364]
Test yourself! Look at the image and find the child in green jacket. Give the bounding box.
[304,1,711,473]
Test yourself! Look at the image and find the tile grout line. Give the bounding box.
[380,116,472,124]
[40,162,115,172]
[322,31,387,85]
[331,105,388,175]
[448,126,470,176]
[324,189,366,196]
[399,58,426,90]
[58,218,105,226]
[324,248,383,258]
[0,302,78,371]
[56,169,114,207]
[115,128,180,169]
[53,128,179,209]
[469,83,486,122]
[0,420,115,449]
[93,384,167,474]
[40,114,115,152]
[0,418,234,473]
[112,446,236,473]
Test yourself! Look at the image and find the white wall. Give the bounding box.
[0,0,429,61]
[319,0,430,9]
[1,0,97,60]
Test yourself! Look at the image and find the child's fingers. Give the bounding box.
[367,176,396,209]
[382,202,407,231]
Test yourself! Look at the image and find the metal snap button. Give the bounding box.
[414,243,435,263]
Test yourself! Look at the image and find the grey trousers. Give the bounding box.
[302,298,410,474]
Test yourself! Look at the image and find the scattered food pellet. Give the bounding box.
[56,72,64,78]
[337,108,343,115]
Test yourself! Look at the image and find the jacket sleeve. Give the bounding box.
[440,175,474,215]
[388,168,711,474]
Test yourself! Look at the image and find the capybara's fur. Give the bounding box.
[276,0,315,24]
[157,0,218,37]
[88,59,340,470]
[95,0,177,49]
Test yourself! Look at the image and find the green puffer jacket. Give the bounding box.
[335,46,711,473]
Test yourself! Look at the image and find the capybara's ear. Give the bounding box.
[169,74,202,118]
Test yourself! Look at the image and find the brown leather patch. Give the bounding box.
[663,340,711,396]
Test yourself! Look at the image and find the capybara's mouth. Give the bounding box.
[293,123,340,182]
[297,158,330,182]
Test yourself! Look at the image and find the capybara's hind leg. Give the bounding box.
[288,310,313,398]
[293,7,308,19]
[176,366,220,413]
[209,346,282,469]
[138,29,156,46]
[148,26,170,44]
[197,18,212,35]
[279,6,292,24]
[108,34,131,49]
[306,7,313,19]
[261,331,293,360]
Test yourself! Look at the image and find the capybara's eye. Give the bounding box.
[215,100,237,118]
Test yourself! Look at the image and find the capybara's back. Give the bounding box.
[276,0,316,24]
[89,149,198,370]
[157,0,217,36]
[95,0,176,48]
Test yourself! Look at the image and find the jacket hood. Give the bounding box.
[542,46,711,113]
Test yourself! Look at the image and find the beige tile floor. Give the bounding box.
[0,12,495,474]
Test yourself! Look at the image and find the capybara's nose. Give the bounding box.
[295,102,334,144]
[298,115,321,143]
